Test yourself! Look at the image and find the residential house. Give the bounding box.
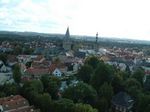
[21,55,51,80]
[111,92,134,112]
[74,51,86,59]
[29,55,51,69]
[17,55,35,64]
[0,60,13,85]
[49,64,66,77]
[7,55,18,66]
[24,67,50,79]
[52,68,62,77]
[0,95,40,112]
[33,55,45,63]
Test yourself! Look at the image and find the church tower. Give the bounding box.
[64,27,70,40]
[96,32,98,43]
[63,27,72,51]
[95,32,99,51]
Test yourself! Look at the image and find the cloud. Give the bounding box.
[0,0,79,33]
[0,0,150,40]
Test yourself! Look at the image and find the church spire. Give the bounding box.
[96,32,98,43]
[65,27,70,39]
[63,27,72,51]
[95,32,99,52]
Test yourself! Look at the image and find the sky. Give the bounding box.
[0,0,150,40]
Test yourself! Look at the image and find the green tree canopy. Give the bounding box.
[41,76,61,99]
[91,62,114,90]
[99,82,114,103]
[111,74,124,94]
[77,64,93,83]
[37,93,52,112]
[144,75,150,91]
[21,80,44,99]
[0,53,7,64]
[74,103,98,112]
[132,68,145,85]
[63,82,98,105]
[52,98,74,112]
[85,56,100,69]
[125,78,142,97]
[13,64,21,84]
[3,83,19,96]
[0,92,5,98]
[125,65,131,76]
[96,97,108,112]
[137,93,150,112]
[144,104,150,112]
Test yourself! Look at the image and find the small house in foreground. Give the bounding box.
[111,92,134,112]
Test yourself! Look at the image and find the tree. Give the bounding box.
[13,64,21,84]
[74,103,98,112]
[13,45,22,55]
[137,93,150,112]
[37,93,52,112]
[23,47,34,54]
[0,53,7,64]
[63,82,98,106]
[21,80,44,99]
[77,64,93,83]
[91,62,114,90]
[30,80,44,93]
[125,78,141,98]
[99,82,114,103]
[125,65,131,76]
[52,98,74,112]
[21,80,45,109]
[144,75,150,91]
[85,56,99,69]
[54,57,61,64]
[41,75,50,90]
[132,68,145,85]
[25,61,32,68]
[144,104,150,112]
[111,74,124,94]
[42,76,61,99]
[0,92,5,98]
[21,82,52,112]
[3,83,19,96]
[96,97,108,112]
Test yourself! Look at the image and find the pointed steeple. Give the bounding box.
[95,32,99,52]
[96,32,98,43]
[65,27,70,39]
[63,27,72,51]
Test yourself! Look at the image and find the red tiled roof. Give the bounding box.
[0,95,40,112]
[0,95,23,104]
[33,55,45,62]
[0,95,29,111]
[8,106,38,112]
[31,61,50,68]
[26,67,49,75]
[49,64,57,73]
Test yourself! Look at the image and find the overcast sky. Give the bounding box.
[0,0,150,40]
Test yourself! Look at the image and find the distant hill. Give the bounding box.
[0,31,64,38]
[0,31,150,45]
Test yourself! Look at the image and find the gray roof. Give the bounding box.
[112,92,134,107]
